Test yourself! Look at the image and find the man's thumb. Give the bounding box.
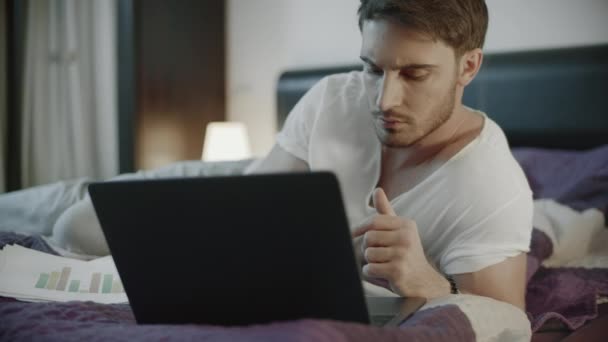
[373,188,396,216]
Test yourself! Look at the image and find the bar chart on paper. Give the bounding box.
[0,244,129,303]
[34,267,124,294]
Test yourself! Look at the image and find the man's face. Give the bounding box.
[360,19,460,147]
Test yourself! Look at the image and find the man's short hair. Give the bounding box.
[357,0,488,57]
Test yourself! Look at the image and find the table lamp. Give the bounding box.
[202,122,252,161]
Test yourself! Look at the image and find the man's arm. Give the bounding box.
[453,253,527,310]
[354,188,528,311]
[244,144,309,174]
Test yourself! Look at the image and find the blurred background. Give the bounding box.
[1,0,607,192]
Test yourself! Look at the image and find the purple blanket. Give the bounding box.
[526,229,608,332]
[514,145,608,332]
[0,295,472,342]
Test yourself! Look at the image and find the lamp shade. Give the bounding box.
[202,122,252,161]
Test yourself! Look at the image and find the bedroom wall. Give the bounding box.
[227,0,608,157]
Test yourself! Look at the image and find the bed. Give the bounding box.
[1,44,608,341]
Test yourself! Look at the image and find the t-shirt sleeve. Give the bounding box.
[439,189,534,275]
[275,77,329,162]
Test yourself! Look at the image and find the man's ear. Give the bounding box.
[457,48,483,87]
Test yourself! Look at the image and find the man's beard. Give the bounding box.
[373,84,457,148]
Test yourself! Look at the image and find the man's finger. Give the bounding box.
[352,215,401,237]
[364,246,393,263]
[362,262,393,280]
[373,188,396,216]
[363,230,399,249]
[351,216,374,237]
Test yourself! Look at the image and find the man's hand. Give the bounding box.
[353,188,450,299]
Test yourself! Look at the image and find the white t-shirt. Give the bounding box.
[276,71,533,275]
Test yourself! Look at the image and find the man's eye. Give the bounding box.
[365,67,383,76]
[402,71,428,81]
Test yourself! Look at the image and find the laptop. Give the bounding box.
[88,172,426,327]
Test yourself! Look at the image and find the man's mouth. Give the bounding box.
[378,116,403,129]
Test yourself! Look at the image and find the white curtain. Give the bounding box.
[21,0,118,188]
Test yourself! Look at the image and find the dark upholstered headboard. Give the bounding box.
[276,45,608,150]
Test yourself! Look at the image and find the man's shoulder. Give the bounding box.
[307,71,370,116]
[449,113,512,166]
[322,70,365,85]
[287,71,365,115]
[444,119,531,200]
[317,71,367,99]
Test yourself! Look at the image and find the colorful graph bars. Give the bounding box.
[34,267,123,294]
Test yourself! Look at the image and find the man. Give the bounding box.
[247,0,532,310]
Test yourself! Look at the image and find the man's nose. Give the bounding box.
[376,74,403,112]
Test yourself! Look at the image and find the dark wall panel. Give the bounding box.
[117,0,136,173]
[6,0,26,191]
[1,0,6,192]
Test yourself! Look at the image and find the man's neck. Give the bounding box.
[381,104,470,171]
